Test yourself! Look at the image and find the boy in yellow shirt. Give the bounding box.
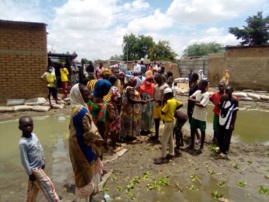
[41,66,58,107]
[154,88,183,164]
[60,63,69,98]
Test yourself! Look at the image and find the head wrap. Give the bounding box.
[100,68,112,79]
[140,76,155,96]
[134,77,142,89]
[94,79,112,99]
[69,84,88,109]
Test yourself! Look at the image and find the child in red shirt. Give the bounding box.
[209,81,225,145]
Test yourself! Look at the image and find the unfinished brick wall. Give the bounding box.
[208,46,269,91]
[0,20,47,103]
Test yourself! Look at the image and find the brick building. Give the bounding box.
[0,20,47,103]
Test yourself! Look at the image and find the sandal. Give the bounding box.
[166,154,175,160]
[112,146,123,153]
[154,157,167,164]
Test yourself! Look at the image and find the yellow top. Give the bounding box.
[60,67,69,82]
[41,72,56,87]
[87,79,112,103]
[162,98,183,122]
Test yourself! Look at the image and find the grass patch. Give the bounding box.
[258,185,269,195]
[237,181,247,187]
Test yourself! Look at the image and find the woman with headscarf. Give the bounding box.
[87,68,112,103]
[119,78,147,142]
[69,83,103,201]
[87,79,112,148]
[140,76,155,135]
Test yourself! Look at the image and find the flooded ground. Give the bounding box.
[0,109,269,201]
[0,115,72,201]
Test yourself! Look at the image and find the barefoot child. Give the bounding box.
[186,80,209,154]
[174,109,188,150]
[154,88,183,164]
[209,81,225,145]
[150,73,169,141]
[218,85,238,158]
[18,116,59,202]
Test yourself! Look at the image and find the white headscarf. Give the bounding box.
[69,83,88,109]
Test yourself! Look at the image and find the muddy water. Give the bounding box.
[0,108,268,201]
[0,115,71,201]
[183,104,269,145]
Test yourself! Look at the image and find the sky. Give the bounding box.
[1,0,269,61]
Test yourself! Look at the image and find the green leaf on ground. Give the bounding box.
[237,181,247,187]
[258,185,269,195]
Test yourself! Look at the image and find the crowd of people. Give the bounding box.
[20,62,238,201]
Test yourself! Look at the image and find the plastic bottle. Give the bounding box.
[103,192,111,202]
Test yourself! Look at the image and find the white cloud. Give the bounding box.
[1,0,267,60]
[127,9,173,33]
[0,0,44,22]
[167,0,266,23]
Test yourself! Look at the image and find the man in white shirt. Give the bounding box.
[133,60,141,73]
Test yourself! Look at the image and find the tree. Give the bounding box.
[229,12,269,46]
[150,40,177,61]
[122,34,177,62]
[110,54,123,60]
[122,34,139,61]
[183,42,224,57]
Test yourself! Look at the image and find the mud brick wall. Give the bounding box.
[225,46,269,91]
[0,20,48,103]
[178,56,208,78]
[207,46,269,90]
[208,53,226,86]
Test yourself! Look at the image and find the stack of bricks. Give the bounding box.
[0,20,48,103]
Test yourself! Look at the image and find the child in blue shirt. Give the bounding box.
[19,116,59,202]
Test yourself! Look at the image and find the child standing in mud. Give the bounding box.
[218,85,238,159]
[154,88,183,164]
[186,80,209,154]
[18,116,60,202]
[209,81,225,145]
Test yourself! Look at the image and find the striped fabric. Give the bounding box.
[27,168,59,202]
[87,79,112,103]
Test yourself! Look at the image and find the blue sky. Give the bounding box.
[1,0,268,61]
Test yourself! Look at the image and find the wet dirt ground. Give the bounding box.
[0,94,269,201]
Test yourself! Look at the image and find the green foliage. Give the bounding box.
[126,176,141,192]
[217,180,227,187]
[150,40,177,61]
[183,42,224,57]
[232,162,240,169]
[208,144,219,153]
[207,168,216,175]
[190,173,201,182]
[237,181,247,187]
[229,12,269,46]
[211,191,223,199]
[147,176,170,191]
[258,185,269,195]
[188,184,199,191]
[110,54,123,60]
[122,34,177,62]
